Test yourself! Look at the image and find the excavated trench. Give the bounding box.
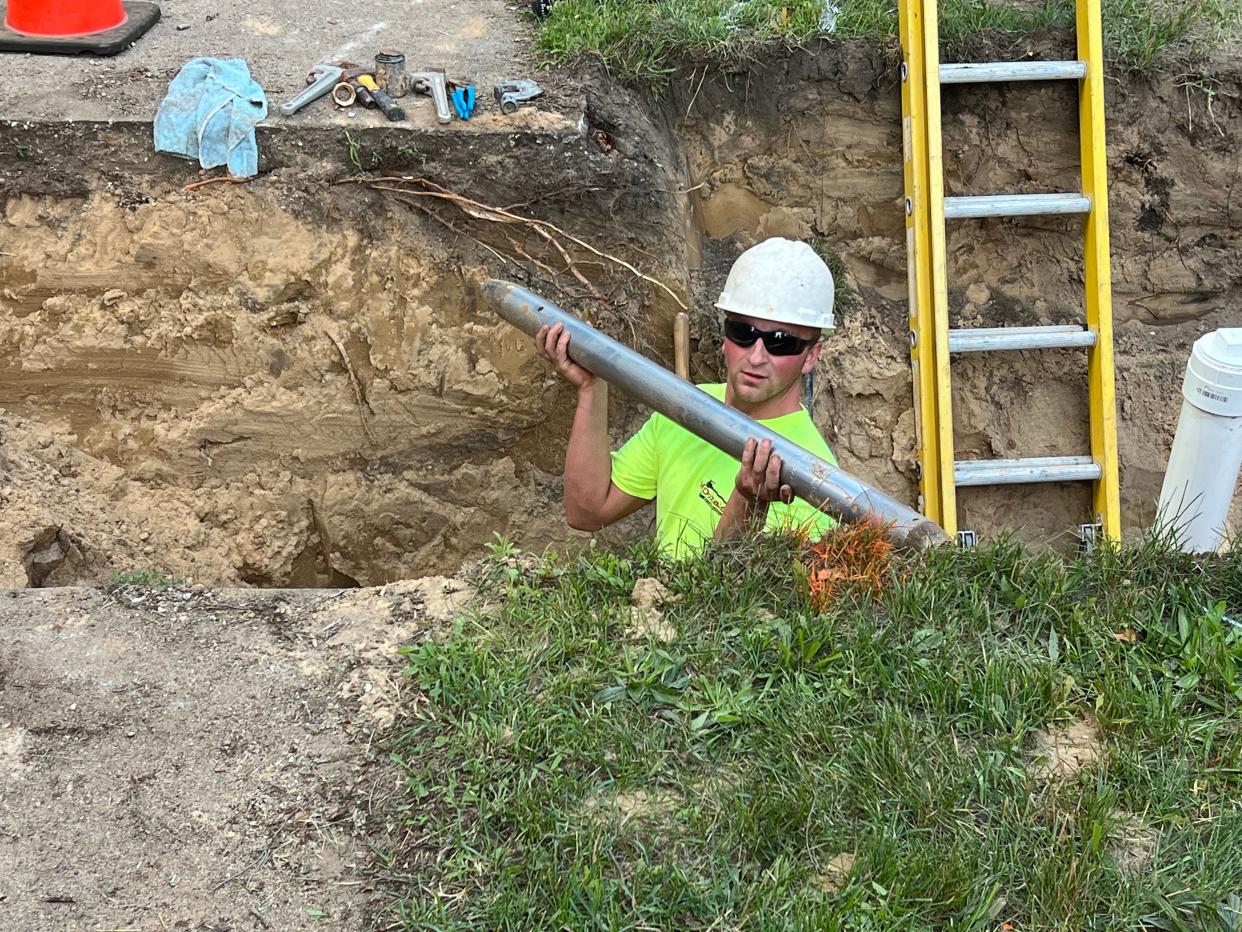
[2,42,1240,587]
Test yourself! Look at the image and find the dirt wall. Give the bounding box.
[667,43,1242,540]
[0,96,689,586]
[1,44,1239,586]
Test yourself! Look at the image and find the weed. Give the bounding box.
[1174,72,1234,135]
[344,132,430,175]
[108,568,187,588]
[394,142,429,169]
[344,130,363,174]
[810,237,863,320]
[390,531,1242,927]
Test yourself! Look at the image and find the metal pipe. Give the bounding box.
[483,280,949,551]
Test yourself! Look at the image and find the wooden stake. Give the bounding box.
[674,311,690,381]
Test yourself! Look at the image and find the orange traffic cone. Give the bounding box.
[0,0,159,55]
[6,0,126,36]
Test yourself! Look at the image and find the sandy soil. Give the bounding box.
[0,577,470,931]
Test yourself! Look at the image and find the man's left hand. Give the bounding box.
[735,437,793,507]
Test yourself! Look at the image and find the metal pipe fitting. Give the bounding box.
[331,81,357,108]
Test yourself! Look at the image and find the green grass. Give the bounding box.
[811,237,862,320]
[535,0,1242,83]
[388,532,1242,929]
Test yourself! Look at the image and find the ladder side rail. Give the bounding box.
[899,0,945,524]
[1078,0,1122,538]
[921,0,959,536]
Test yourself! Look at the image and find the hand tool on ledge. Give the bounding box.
[340,78,372,109]
[493,79,542,115]
[280,64,344,115]
[408,69,453,124]
[356,74,405,121]
[329,64,372,108]
[448,80,475,120]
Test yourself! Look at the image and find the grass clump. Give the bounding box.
[535,0,1242,82]
[388,530,1242,928]
[536,0,829,82]
[810,237,863,321]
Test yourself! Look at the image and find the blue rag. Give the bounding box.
[154,57,267,179]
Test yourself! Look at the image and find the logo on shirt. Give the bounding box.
[698,480,728,516]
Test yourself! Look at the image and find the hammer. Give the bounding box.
[321,62,405,121]
[356,74,406,121]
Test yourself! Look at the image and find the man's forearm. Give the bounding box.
[714,490,768,542]
[563,381,613,528]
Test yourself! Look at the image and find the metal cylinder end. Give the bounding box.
[332,82,356,108]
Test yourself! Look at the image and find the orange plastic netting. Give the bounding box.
[803,520,895,610]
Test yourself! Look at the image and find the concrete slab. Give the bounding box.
[0,0,538,128]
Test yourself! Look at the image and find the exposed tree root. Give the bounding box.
[338,175,687,310]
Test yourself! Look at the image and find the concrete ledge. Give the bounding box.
[0,0,537,127]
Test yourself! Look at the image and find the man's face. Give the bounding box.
[721,313,822,409]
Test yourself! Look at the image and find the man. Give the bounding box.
[536,237,839,557]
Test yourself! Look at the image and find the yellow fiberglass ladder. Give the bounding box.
[898,0,1121,548]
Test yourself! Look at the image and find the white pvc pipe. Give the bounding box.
[1158,329,1242,552]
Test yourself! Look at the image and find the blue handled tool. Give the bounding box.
[450,83,475,120]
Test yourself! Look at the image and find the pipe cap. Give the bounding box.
[1183,328,1242,416]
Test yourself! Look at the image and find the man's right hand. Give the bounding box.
[536,323,595,390]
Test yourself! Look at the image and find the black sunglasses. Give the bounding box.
[724,318,817,357]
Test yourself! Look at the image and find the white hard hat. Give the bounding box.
[714,237,836,330]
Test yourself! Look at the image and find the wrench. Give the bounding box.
[280,64,344,116]
[409,71,452,124]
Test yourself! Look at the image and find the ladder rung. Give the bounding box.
[948,326,1098,353]
[945,194,1091,219]
[954,456,1102,487]
[940,61,1088,84]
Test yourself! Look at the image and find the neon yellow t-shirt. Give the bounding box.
[610,383,838,558]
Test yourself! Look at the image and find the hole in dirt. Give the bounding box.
[2,45,1236,587]
[22,527,94,588]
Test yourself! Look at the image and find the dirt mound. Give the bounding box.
[0,576,470,930]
